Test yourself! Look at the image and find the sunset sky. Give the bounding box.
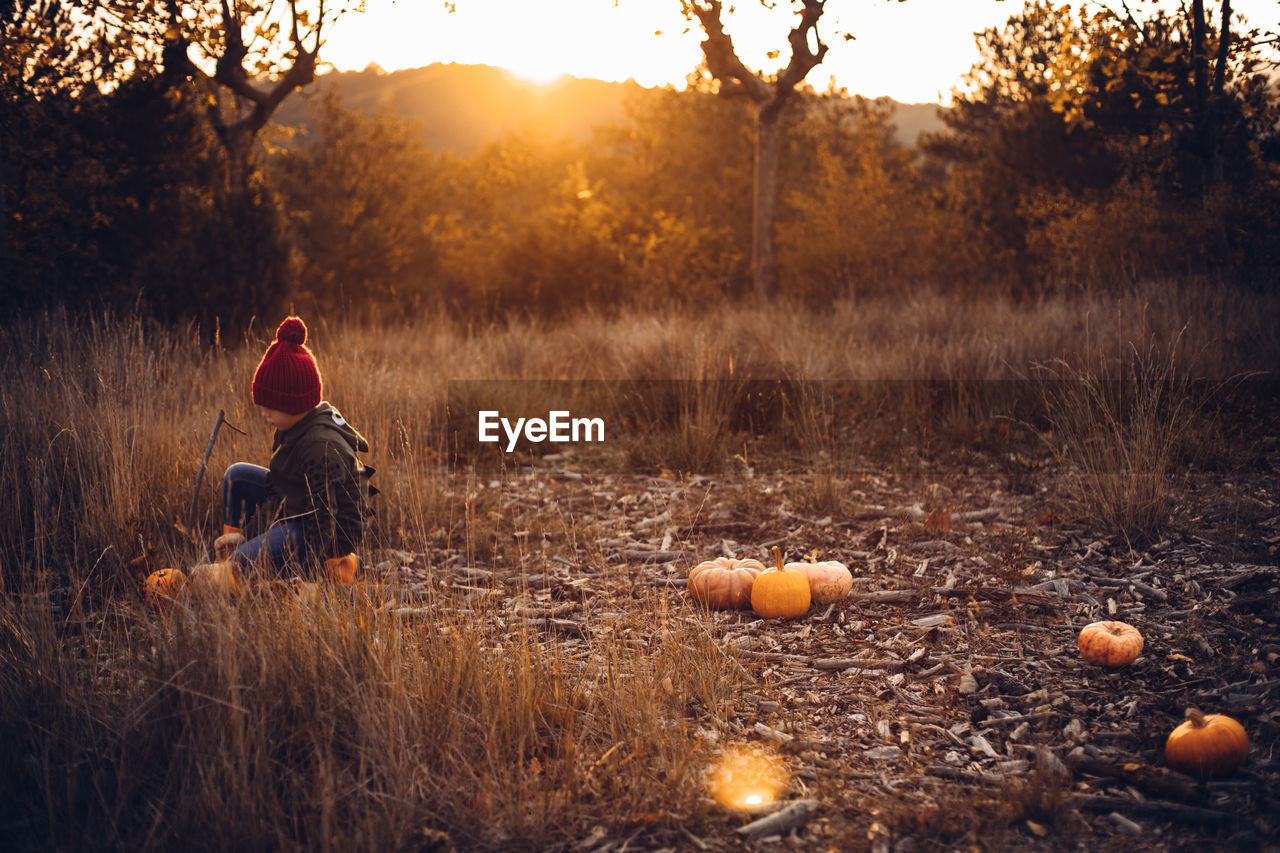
[320,0,1279,104]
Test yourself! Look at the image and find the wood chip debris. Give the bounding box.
[351,463,1278,849]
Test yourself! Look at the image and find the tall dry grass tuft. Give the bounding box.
[0,584,744,850]
[0,313,247,592]
[1036,334,1241,548]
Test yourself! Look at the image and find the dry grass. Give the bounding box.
[1,581,745,850]
[1035,332,1253,548]
[0,280,1274,849]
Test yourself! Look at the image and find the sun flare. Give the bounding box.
[502,59,568,87]
[708,745,790,812]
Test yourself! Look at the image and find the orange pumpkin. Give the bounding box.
[144,568,187,609]
[791,555,853,605]
[689,557,766,610]
[1077,620,1144,667]
[751,547,811,619]
[1165,707,1248,778]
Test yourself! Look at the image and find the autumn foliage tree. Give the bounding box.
[269,90,455,317]
[926,0,1280,288]
[586,86,755,301]
[778,94,943,297]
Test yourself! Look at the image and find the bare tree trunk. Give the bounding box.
[218,124,257,192]
[753,110,781,304]
[0,131,7,261]
[1209,0,1232,271]
[683,0,827,305]
[1207,0,1231,193]
[1189,0,1233,269]
[1191,0,1208,115]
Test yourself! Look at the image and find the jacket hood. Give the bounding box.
[290,401,370,453]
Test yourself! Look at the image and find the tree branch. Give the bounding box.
[213,0,261,105]
[1211,0,1231,98]
[211,0,320,147]
[765,0,827,120]
[685,0,828,116]
[685,0,771,102]
[777,0,828,93]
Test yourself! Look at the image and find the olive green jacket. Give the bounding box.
[245,402,375,559]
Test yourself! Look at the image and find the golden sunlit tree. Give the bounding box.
[681,0,828,304]
[777,94,937,299]
[1044,0,1270,270]
[270,90,453,318]
[588,86,754,301]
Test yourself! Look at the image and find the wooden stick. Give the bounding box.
[736,799,819,841]
[1071,794,1239,826]
[1068,755,1200,801]
[187,409,227,537]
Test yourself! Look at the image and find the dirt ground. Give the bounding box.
[367,450,1279,852]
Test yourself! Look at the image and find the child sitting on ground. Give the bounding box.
[201,316,374,587]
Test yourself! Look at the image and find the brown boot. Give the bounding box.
[323,553,359,586]
[188,561,243,596]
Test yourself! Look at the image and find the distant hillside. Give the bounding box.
[275,63,947,152]
[882,99,949,146]
[274,64,639,153]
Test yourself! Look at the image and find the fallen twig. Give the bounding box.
[736,799,820,841]
[1071,794,1240,826]
[1068,755,1200,801]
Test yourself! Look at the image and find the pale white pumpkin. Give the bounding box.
[789,558,853,605]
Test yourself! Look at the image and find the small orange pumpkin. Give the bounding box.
[1165,707,1248,778]
[688,557,766,610]
[1077,620,1144,667]
[790,555,853,605]
[144,568,187,609]
[751,547,811,619]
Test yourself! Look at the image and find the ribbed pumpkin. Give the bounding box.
[688,557,766,610]
[1165,707,1249,779]
[751,547,811,619]
[144,568,187,610]
[1077,620,1144,667]
[791,555,853,605]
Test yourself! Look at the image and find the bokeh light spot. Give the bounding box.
[708,744,790,811]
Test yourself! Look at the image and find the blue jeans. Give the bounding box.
[222,462,305,573]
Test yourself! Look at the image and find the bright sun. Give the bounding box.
[321,1,698,91]
[317,0,1280,107]
[502,59,567,86]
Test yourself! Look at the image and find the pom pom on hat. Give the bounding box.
[276,316,307,346]
[252,316,322,414]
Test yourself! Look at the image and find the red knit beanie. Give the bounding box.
[251,317,322,414]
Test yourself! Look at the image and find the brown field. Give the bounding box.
[2,282,1278,851]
